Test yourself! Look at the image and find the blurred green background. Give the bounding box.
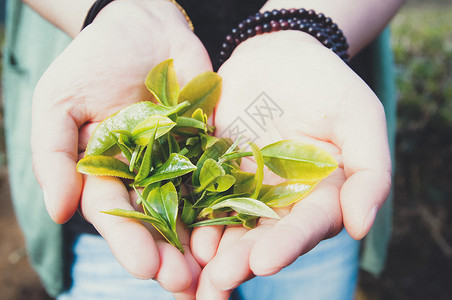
[0,1,451,299]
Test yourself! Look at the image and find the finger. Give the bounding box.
[31,100,84,223]
[154,241,192,294]
[336,93,392,239]
[80,175,161,279]
[249,174,343,276]
[172,246,201,299]
[190,225,224,267]
[196,264,233,300]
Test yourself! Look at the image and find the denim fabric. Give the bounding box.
[58,229,359,300]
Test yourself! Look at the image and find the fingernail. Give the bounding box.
[363,205,379,237]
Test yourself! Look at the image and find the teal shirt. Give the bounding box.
[2,1,396,296]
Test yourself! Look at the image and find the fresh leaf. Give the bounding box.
[249,142,264,199]
[260,180,318,207]
[189,216,242,227]
[178,71,222,118]
[85,101,188,156]
[175,116,207,131]
[196,158,225,192]
[77,156,135,179]
[231,169,256,194]
[192,138,232,186]
[132,115,176,146]
[135,123,159,182]
[145,59,180,106]
[101,209,165,226]
[261,140,338,181]
[210,197,280,219]
[145,182,179,231]
[237,213,258,229]
[135,153,196,187]
[181,198,198,225]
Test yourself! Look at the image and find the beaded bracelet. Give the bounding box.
[218,9,350,65]
[82,0,194,31]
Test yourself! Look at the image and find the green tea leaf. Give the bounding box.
[135,153,196,187]
[132,115,176,146]
[210,197,279,219]
[189,216,242,227]
[261,140,338,181]
[175,116,207,131]
[206,174,236,193]
[192,138,232,186]
[101,209,165,226]
[237,213,258,229]
[181,198,198,225]
[196,158,225,192]
[260,181,319,207]
[178,71,222,118]
[231,169,256,194]
[145,182,178,231]
[250,142,264,199]
[145,59,180,106]
[77,156,135,179]
[199,133,219,151]
[191,108,205,123]
[135,123,158,183]
[85,101,188,156]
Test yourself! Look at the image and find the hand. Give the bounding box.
[31,0,211,296]
[191,31,392,299]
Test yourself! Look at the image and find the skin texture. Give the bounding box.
[27,0,404,298]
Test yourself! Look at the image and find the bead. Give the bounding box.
[255,25,263,35]
[231,28,239,37]
[324,17,333,26]
[262,22,271,33]
[262,11,272,21]
[254,14,262,25]
[246,28,256,37]
[270,20,280,31]
[239,32,247,41]
[317,13,326,23]
[238,22,246,30]
[297,8,307,17]
[280,20,289,30]
[221,42,230,51]
[245,17,254,27]
[271,9,281,18]
[280,8,288,17]
[288,8,297,17]
[225,34,234,44]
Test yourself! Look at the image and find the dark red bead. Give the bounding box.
[270,20,280,31]
[262,23,271,33]
[255,25,263,35]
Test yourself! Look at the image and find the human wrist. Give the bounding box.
[218,8,349,66]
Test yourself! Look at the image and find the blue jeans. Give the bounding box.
[58,229,359,300]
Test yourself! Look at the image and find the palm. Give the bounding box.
[192,31,391,299]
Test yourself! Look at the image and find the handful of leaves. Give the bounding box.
[77,59,337,252]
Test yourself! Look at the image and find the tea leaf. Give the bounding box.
[178,71,222,118]
[85,101,189,156]
[101,209,165,226]
[196,158,225,192]
[145,182,178,231]
[237,213,258,229]
[206,174,236,193]
[132,115,176,146]
[260,181,319,207]
[175,116,207,131]
[250,143,264,199]
[135,153,196,187]
[135,123,159,183]
[181,198,199,225]
[189,216,242,227]
[231,169,256,194]
[192,138,232,186]
[77,156,135,179]
[261,140,337,181]
[210,197,279,219]
[145,59,180,106]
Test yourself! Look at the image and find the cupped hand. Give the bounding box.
[31,0,211,296]
[192,31,392,299]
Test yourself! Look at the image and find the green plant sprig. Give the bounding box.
[76,59,338,252]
